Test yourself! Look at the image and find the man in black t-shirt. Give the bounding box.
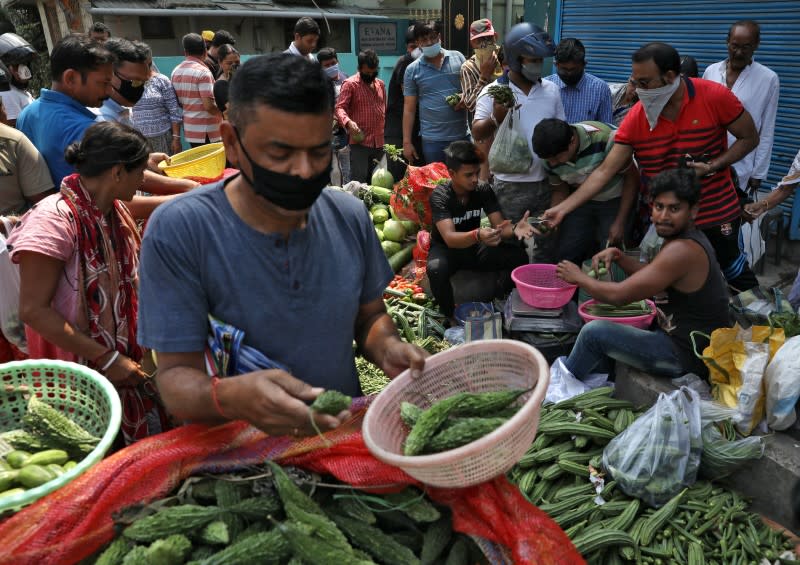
[428,141,533,321]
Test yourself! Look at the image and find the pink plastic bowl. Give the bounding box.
[578,299,657,330]
[362,339,550,488]
[511,264,577,309]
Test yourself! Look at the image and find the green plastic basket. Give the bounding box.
[0,360,121,513]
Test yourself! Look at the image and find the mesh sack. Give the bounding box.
[0,397,584,565]
[389,162,450,228]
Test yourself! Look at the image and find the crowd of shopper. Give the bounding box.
[0,14,794,442]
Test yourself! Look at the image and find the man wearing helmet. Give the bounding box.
[0,33,35,127]
[472,22,565,262]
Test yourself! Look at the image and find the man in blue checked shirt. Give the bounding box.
[545,38,612,124]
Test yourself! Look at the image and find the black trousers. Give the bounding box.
[701,218,759,292]
[427,242,528,317]
[349,145,384,184]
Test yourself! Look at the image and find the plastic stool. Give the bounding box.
[758,208,785,274]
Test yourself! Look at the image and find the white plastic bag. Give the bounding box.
[488,108,532,175]
[545,357,609,404]
[740,215,765,269]
[764,335,800,430]
[0,227,25,352]
[734,341,770,435]
[602,386,703,507]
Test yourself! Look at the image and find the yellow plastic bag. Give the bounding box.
[693,325,785,434]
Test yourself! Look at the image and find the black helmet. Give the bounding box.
[0,33,36,65]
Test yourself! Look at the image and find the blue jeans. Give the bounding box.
[422,136,470,165]
[564,320,684,380]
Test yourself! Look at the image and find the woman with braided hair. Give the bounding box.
[8,121,170,445]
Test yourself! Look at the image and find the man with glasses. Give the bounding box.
[703,20,779,197]
[172,33,222,147]
[543,42,760,291]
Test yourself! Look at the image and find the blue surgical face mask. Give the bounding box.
[421,41,441,58]
[324,64,340,78]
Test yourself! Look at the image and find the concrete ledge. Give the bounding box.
[614,363,800,532]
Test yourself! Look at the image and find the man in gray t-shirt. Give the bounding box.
[138,53,426,438]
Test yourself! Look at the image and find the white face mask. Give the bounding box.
[636,76,680,131]
[16,64,31,81]
[410,47,422,60]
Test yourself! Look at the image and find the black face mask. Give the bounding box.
[234,128,331,211]
[360,72,377,84]
[558,70,583,87]
[114,76,145,104]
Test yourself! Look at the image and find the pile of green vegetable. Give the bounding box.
[90,461,485,565]
[400,388,527,456]
[769,311,800,338]
[0,395,101,498]
[507,387,796,563]
[485,85,515,107]
[582,300,652,318]
[445,93,462,107]
[357,337,450,396]
[385,296,447,341]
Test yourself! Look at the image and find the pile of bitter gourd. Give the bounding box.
[507,387,797,564]
[90,462,485,565]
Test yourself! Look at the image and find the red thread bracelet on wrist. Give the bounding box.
[210,376,229,419]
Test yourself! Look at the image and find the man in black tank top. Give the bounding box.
[555,168,732,380]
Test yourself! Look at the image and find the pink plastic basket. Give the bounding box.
[578,299,657,329]
[511,264,577,309]
[362,339,550,488]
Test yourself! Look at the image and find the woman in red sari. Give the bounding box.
[8,121,170,445]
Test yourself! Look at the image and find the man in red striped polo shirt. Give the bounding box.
[544,42,760,291]
[171,33,222,147]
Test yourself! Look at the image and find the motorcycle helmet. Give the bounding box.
[0,33,36,65]
[503,23,555,73]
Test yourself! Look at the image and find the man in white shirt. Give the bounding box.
[703,20,779,194]
[0,33,36,127]
[472,23,566,261]
[284,17,319,62]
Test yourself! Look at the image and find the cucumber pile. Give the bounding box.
[0,395,101,499]
[508,387,798,564]
[91,462,485,565]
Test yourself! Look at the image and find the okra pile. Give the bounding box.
[401,388,528,456]
[91,461,486,565]
[508,387,797,564]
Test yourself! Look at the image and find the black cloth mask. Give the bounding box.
[234,127,331,211]
[558,70,584,87]
[360,72,377,84]
[114,77,145,104]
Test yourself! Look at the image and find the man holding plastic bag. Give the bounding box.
[556,168,731,381]
[472,23,565,262]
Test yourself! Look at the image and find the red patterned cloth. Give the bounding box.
[59,174,170,444]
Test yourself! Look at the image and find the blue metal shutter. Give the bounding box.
[555,0,800,238]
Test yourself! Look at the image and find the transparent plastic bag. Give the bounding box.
[488,108,532,175]
[602,386,703,507]
[545,357,610,404]
[638,223,664,264]
[698,423,764,480]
